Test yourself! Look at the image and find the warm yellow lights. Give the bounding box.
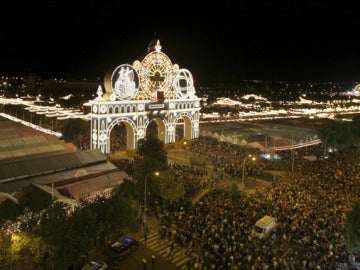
[139,50,174,101]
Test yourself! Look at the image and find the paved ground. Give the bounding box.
[167,148,272,195]
[120,215,190,270]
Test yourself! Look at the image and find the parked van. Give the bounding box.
[253,215,276,239]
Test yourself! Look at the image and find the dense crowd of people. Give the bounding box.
[148,136,360,270]
[112,135,360,269]
[169,163,211,199]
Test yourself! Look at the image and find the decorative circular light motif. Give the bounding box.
[139,51,174,101]
[168,126,174,132]
[100,105,107,114]
[133,60,141,70]
[109,93,116,102]
[92,105,98,113]
[138,104,144,111]
[111,64,140,100]
[173,69,194,99]
[193,122,199,128]
[92,133,97,140]
[195,101,200,107]
[99,133,107,142]
[169,103,175,109]
[137,129,144,137]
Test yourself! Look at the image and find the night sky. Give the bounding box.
[1,1,359,83]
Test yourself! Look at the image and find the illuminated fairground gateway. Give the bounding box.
[89,40,201,154]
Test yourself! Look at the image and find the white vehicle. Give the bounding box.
[253,215,276,239]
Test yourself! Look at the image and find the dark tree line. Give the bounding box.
[318,115,360,149]
[133,134,185,203]
[0,188,138,269]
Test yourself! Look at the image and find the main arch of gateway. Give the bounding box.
[89,40,201,154]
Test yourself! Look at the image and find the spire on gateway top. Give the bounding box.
[147,39,162,53]
[155,40,162,52]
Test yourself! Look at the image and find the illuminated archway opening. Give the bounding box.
[109,122,126,154]
[175,114,193,140]
[175,118,184,141]
[108,120,135,152]
[146,118,166,143]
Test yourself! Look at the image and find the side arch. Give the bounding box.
[174,112,194,140]
[107,117,137,151]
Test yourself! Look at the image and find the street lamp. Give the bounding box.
[242,154,256,193]
[143,171,159,227]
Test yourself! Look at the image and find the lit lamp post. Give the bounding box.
[242,154,256,193]
[143,171,159,227]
